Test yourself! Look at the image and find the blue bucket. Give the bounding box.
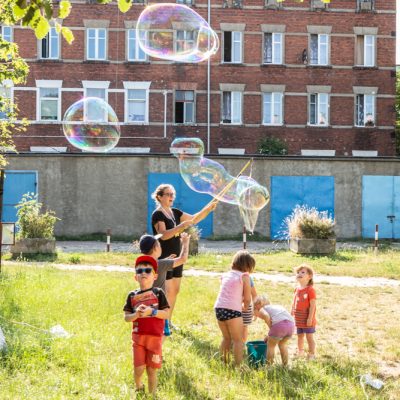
[246,340,267,367]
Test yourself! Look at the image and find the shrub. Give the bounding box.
[258,136,288,156]
[285,205,335,239]
[15,193,59,239]
[184,225,202,241]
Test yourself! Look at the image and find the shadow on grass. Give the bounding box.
[179,328,220,362]
[162,364,215,400]
[10,253,58,262]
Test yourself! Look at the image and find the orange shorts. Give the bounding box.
[132,333,163,369]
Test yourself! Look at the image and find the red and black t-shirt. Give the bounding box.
[123,287,169,336]
[292,286,317,328]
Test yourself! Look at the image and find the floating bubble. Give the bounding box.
[171,138,269,232]
[137,3,219,63]
[63,97,120,153]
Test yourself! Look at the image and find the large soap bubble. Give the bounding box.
[137,3,219,63]
[171,138,269,232]
[63,97,120,152]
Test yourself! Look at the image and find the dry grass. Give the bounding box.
[285,205,335,239]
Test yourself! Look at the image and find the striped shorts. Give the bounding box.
[242,303,253,326]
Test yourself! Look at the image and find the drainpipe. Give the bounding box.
[207,0,211,154]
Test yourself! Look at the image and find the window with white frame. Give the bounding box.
[39,88,59,121]
[0,26,13,42]
[263,92,283,125]
[309,34,328,65]
[355,35,375,67]
[355,94,375,126]
[263,33,282,64]
[176,30,196,54]
[85,88,107,121]
[127,29,147,61]
[309,93,329,126]
[126,89,147,123]
[223,31,242,63]
[175,90,194,124]
[222,91,242,124]
[41,27,60,59]
[176,0,194,5]
[0,84,12,120]
[87,28,107,60]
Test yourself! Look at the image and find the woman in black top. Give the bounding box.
[151,183,216,327]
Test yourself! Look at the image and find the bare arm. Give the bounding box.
[139,306,170,320]
[171,233,190,268]
[257,308,272,328]
[307,299,316,326]
[189,200,218,225]
[154,219,192,241]
[250,285,258,302]
[242,275,252,311]
[124,310,140,323]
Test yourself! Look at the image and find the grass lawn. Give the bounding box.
[0,264,399,399]
[6,247,400,279]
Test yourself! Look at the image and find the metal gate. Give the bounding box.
[147,173,213,237]
[362,176,400,239]
[3,170,38,223]
[270,176,335,239]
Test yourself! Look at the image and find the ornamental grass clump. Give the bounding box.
[15,193,59,239]
[285,205,335,239]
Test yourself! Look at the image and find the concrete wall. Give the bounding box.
[6,154,400,239]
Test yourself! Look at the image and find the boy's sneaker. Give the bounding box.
[164,319,172,337]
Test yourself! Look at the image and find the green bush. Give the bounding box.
[15,193,59,239]
[285,205,335,239]
[258,136,288,155]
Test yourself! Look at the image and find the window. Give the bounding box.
[176,30,196,54]
[0,84,12,120]
[127,29,147,61]
[263,33,282,64]
[39,88,59,121]
[0,26,12,42]
[87,28,107,60]
[175,90,194,124]
[127,89,147,123]
[222,91,242,124]
[263,92,283,125]
[310,34,328,65]
[176,0,193,5]
[41,27,60,59]
[85,88,107,121]
[355,94,375,126]
[357,0,374,12]
[223,31,242,63]
[355,35,375,66]
[309,93,329,126]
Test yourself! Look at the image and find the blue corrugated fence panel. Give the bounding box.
[270,176,335,239]
[362,176,398,239]
[147,173,213,238]
[394,177,400,239]
[3,171,38,223]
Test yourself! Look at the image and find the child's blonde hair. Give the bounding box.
[253,295,270,309]
[231,250,255,273]
[295,263,314,286]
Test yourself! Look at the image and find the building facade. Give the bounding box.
[1,0,397,156]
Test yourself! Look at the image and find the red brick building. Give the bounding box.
[1,0,397,156]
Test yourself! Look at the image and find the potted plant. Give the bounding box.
[285,205,336,254]
[10,193,59,256]
[184,225,202,256]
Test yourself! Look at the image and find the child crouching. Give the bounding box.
[254,295,295,366]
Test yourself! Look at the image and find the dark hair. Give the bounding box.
[294,264,314,286]
[231,250,255,273]
[151,184,175,206]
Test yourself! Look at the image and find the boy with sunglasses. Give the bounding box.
[123,255,170,396]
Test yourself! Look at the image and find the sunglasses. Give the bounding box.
[162,193,175,198]
[135,267,154,275]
